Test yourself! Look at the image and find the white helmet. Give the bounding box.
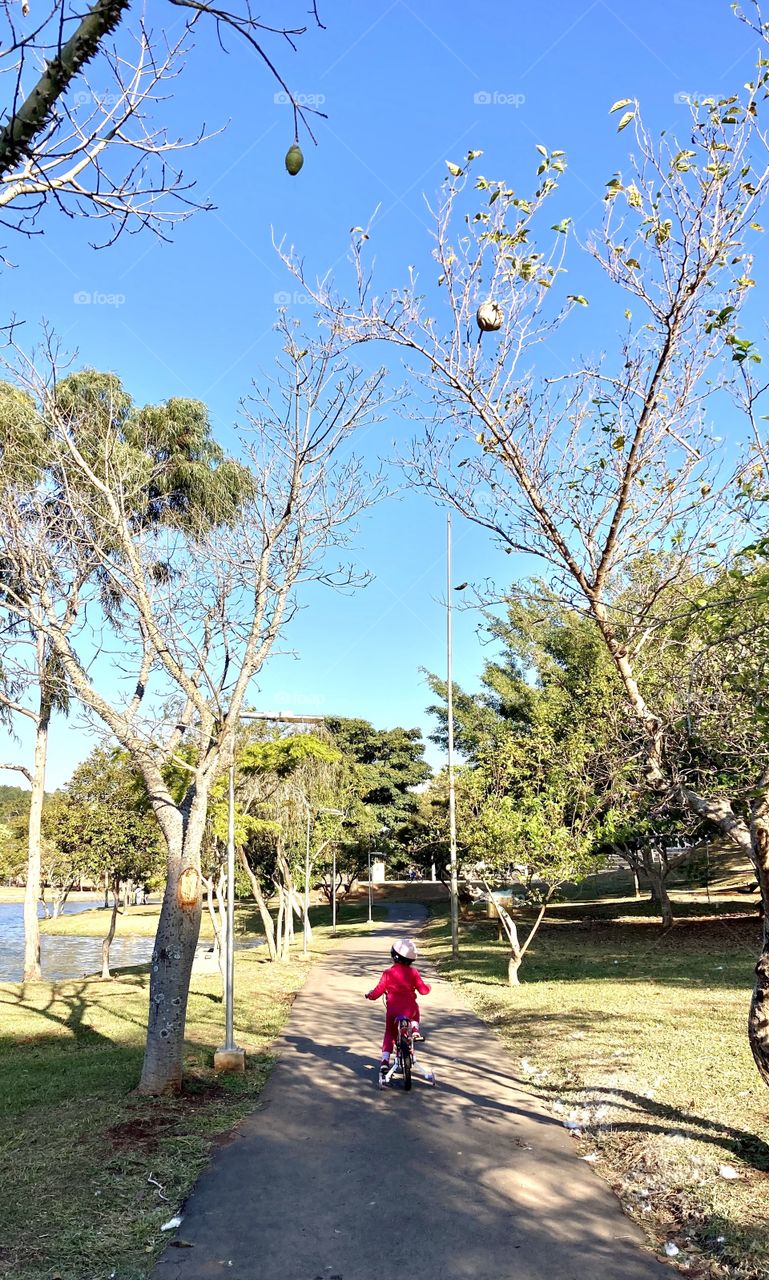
[391,938,417,963]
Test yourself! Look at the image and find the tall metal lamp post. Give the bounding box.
[302,798,312,955]
[446,512,459,960]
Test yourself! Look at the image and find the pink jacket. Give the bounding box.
[366,963,431,1020]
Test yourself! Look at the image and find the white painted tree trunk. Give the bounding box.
[238,849,277,960]
[23,691,50,981]
[101,878,120,979]
[203,867,226,993]
[50,884,73,919]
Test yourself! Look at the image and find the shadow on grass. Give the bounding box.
[549,896,761,925]
[0,980,120,1046]
[434,910,761,992]
[436,950,758,993]
[539,1075,769,1173]
[456,1004,769,1175]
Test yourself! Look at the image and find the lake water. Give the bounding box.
[0,901,155,983]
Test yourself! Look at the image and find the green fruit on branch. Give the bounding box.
[285,143,304,176]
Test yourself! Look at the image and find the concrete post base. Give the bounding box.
[214,1046,246,1074]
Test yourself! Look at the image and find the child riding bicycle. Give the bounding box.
[365,938,434,1085]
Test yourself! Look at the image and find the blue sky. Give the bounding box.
[2,0,762,786]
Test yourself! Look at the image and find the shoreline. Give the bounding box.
[0,887,104,904]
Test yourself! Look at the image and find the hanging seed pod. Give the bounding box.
[476,300,503,332]
[285,143,304,176]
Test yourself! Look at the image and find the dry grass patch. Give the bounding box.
[422,894,767,1280]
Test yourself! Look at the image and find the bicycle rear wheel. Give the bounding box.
[398,1024,412,1091]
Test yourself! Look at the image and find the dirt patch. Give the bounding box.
[108,1115,177,1152]
[179,1080,229,1106]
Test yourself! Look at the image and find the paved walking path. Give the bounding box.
[154,905,668,1280]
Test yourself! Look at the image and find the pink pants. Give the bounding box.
[381,1011,418,1055]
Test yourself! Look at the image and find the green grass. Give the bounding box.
[0,897,396,1280]
[40,901,249,939]
[0,929,340,1280]
[422,891,768,1280]
[11,879,764,1278]
[39,895,389,940]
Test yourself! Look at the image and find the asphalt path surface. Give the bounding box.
[154,905,669,1280]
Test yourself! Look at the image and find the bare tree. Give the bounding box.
[0,0,326,247]
[0,319,384,1093]
[283,72,769,1080]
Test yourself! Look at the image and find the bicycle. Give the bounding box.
[378,1013,435,1090]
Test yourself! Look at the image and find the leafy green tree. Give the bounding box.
[228,720,430,949]
[0,331,382,1097]
[0,370,253,982]
[0,787,29,884]
[426,597,629,976]
[323,718,431,878]
[50,747,163,976]
[236,732,344,959]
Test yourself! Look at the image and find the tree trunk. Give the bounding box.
[202,870,225,992]
[481,881,526,984]
[285,883,294,957]
[645,860,673,929]
[290,885,311,941]
[0,0,131,179]
[275,889,286,960]
[276,851,299,949]
[23,691,51,981]
[51,880,74,919]
[632,868,640,899]
[214,866,226,986]
[101,878,120,979]
[749,816,769,1087]
[137,798,205,1096]
[238,849,277,960]
[640,844,673,928]
[283,886,293,956]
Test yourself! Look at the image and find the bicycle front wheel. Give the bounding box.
[399,1034,412,1091]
